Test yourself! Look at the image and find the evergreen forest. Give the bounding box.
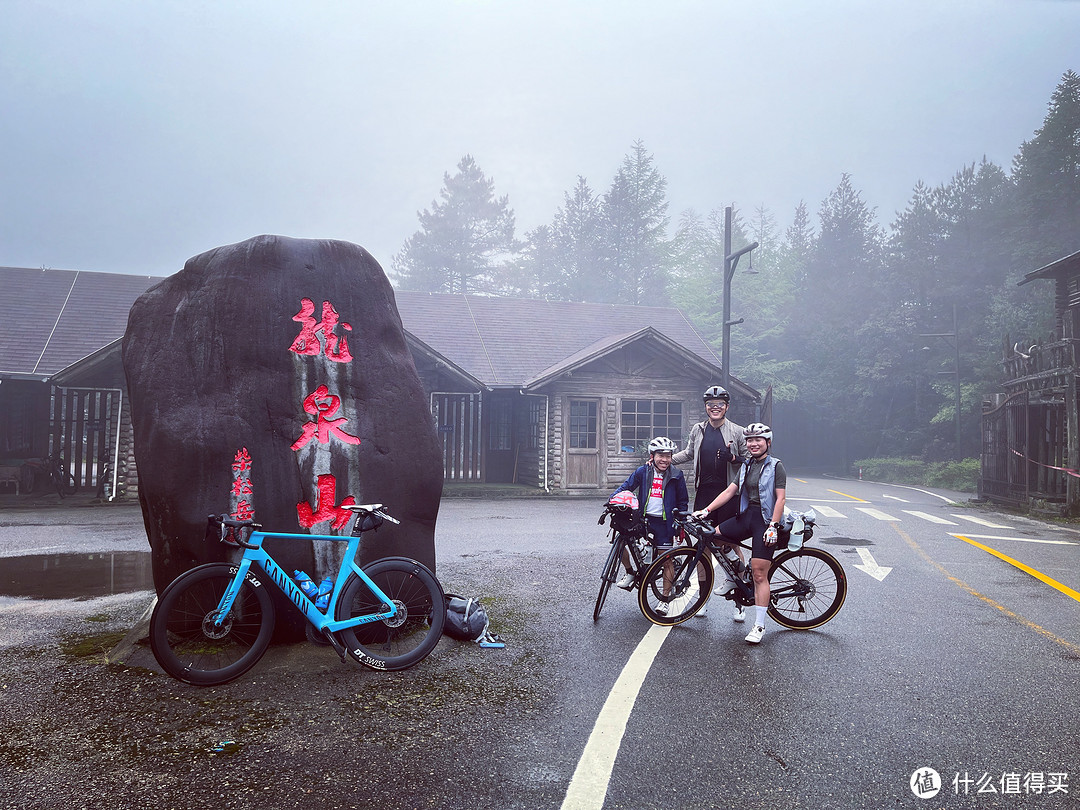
[392,71,1080,467]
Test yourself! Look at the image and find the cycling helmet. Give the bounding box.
[648,436,678,454]
[744,423,773,441]
[702,385,730,403]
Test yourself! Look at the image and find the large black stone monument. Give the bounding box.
[123,235,442,637]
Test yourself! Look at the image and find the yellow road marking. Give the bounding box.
[890,524,1080,656]
[952,534,1080,604]
[828,488,870,503]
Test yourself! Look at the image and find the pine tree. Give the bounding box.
[392,155,517,294]
[600,141,672,305]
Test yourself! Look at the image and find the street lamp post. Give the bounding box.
[920,303,961,452]
[721,205,759,392]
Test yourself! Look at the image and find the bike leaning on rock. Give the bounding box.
[149,504,445,685]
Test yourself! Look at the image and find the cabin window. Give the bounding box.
[568,400,598,449]
[620,399,683,453]
[489,399,512,450]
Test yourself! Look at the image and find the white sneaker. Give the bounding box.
[694,602,707,618]
[733,605,746,623]
[713,578,737,596]
[615,573,635,590]
[745,624,765,644]
[654,601,669,616]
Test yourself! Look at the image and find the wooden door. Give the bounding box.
[565,398,600,488]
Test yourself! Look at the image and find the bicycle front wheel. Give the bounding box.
[336,558,445,671]
[150,563,275,686]
[767,547,847,629]
[55,465,77,497]
[638,547,712,626]
[593,536,625,621]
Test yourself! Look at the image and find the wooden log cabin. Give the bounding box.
[981,249,1080,513]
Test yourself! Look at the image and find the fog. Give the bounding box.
[1,0,1077,276]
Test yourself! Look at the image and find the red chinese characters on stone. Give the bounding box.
[290,385,362,451]
[296,473,356,530]
[233,500,255,521]
[289,298,353,363]
[232,448,253,475]
[230,447,255,521]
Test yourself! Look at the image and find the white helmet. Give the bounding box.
[648,436,678,454]
[744,423,773,441]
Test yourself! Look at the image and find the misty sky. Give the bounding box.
[1,0,1078,278]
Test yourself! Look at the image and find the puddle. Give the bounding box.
[818,537,874,547]
[0,552,154,599]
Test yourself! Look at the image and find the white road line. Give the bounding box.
[787,498,859,504]
[950,515,1010,529]
[855,507,900,521]
[810,505,847,518]
[882,494,910,502]
[950,533,1079,547]
[902,510,958,525]
[560,623,671,810]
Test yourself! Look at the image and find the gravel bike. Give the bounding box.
[638,509,846,629]
[593,502,654,621]
[150,504,445,685]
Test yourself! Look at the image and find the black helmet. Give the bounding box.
[703,385,729,403]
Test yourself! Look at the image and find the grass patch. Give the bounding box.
[61,630,128,660]
[851,457,979,492]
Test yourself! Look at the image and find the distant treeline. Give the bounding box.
[392,71,1080,461]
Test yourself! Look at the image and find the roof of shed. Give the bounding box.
[1018,249,1080,286]
[392,290,746,392]
[1,267,754,398]
[0,267,162,380]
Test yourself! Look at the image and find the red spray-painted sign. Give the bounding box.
[230,298,361,529]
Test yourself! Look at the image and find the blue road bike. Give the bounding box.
[150,504,445,685]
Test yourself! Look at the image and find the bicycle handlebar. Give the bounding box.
[208,514,263,549]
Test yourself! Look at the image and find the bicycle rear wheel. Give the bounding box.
[767,547,847,629]
[336,558,445,671]
[593,535,625,621]
[150,563,275,685]
[638,547,712,626]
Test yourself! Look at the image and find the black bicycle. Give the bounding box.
[24,453,78,497]
[593,502,654,621]
[638,509,847,629]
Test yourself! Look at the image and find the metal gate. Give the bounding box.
[431,393,482,481]
[980,390,1068,506]
[50,387,122,494]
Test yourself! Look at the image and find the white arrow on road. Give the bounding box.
[854,547,892,581]
[882,494,910,502]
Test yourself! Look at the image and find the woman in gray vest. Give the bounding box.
[692,423,786,644]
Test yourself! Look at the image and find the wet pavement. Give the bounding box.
[3,486,1079,809]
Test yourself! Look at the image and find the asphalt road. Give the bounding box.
[1,479,1078,809]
